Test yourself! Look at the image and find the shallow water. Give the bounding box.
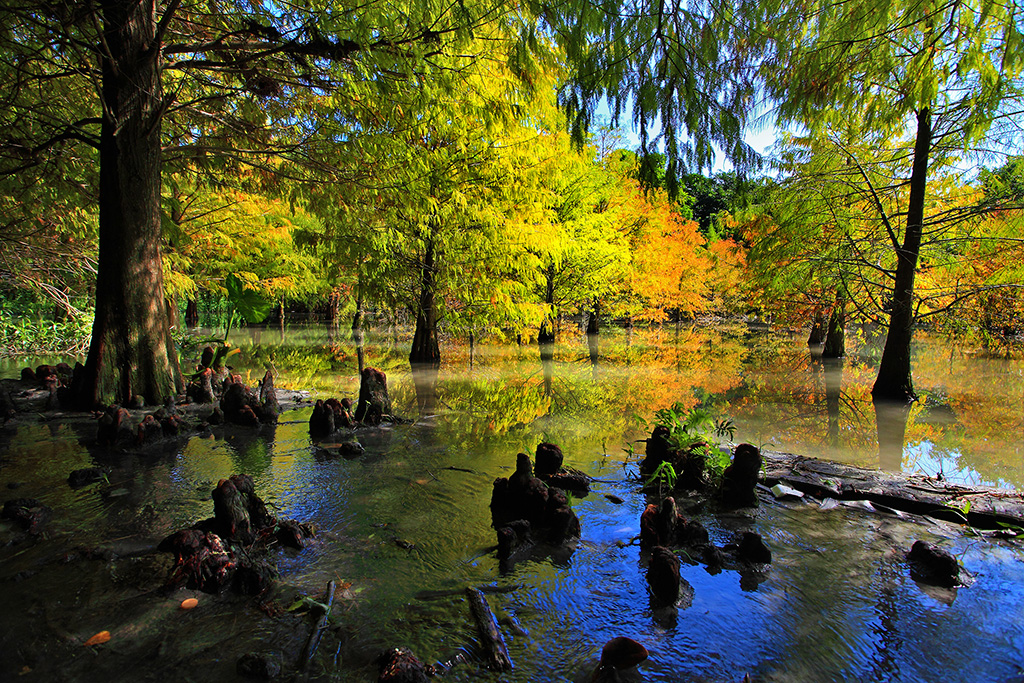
[1,323,1023,682]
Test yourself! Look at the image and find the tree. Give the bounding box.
[541,0,761,192]
[749,0,1024,401]
[0,0,549,406]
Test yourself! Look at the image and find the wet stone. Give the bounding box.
[647,546,682,605]
[908,540,962,588]
[2,498,51,534]
[68,467,106,488]
[732,531,772,564]
[237,650,283,680]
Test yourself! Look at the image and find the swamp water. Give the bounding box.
[1,323,1023,682]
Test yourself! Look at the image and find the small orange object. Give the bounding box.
[180,598,199,610]
[83,630,111,647]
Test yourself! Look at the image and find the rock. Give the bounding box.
[338,441,364,459]
[68,467,106,488]
[237,651,283,680]
[598,636,648,671]
[2,498,51,533]
[647,546,681,604]
[719,443,763,508]
[534,442,563,477]
[732,531,772,564]
[355,367,392,424]
[907,540,961,588]
[20,367,36,383]
[377,647,431,683]
[770,483,804,499]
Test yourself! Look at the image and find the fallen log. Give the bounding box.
[465,587,513,672]
[761,450,1024,530]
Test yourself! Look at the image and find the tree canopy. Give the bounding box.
[0,0,1022,404]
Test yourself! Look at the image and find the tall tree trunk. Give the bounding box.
[351,275,364,334]
[77,0,182,408]
[351,278,365,373]
[409,235,440,365]
[185,298,199,327]
[872,108,932,402]
[538,264,555,344]
[822,295,846,359]
[807,309,826,345]
[586,298,600,335]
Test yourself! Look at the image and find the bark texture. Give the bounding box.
[409,236,440,365]
[872,107,932,402]
[822,298,846,359]
[77,0,183,408]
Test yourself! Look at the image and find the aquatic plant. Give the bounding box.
[651,402,737,484]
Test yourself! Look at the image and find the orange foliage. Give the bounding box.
[706,236,748,313]
[623,186,710,321]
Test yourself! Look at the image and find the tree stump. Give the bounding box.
[720,443,762,508]
[355,367,391,424]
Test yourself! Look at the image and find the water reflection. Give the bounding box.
[207,324,1023,488]
[1,323,1020,489]
[875,400,913,473]
[822,357,843,446]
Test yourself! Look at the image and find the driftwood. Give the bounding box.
[300,580,337,672]
[465,587,513,672]
[761,450,1024,529]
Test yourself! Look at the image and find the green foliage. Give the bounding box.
[653,402,736,448]
[0,304,92,357]
[644,460,678,490]
[225,274,274,325]
[652,402,737,484]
